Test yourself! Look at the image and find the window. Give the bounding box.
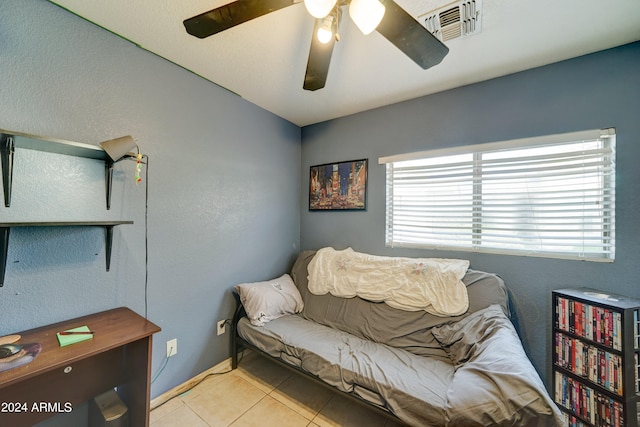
[380,129,616,261]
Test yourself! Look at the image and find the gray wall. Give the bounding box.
[1,0,638,422]
[301,42,640,387]
[0,1,300,422]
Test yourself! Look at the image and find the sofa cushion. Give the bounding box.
[432,305,564,426]
[290,250,509,358]
[237,315,455,426]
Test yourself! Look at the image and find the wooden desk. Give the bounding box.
[0,307,160,426]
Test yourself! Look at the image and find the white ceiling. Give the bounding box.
[50,0,640,127]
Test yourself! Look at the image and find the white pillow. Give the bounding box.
[235,274,304,326]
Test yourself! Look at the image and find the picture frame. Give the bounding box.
[309,159,367,211]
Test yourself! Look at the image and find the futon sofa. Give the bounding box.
[231,248,563,426]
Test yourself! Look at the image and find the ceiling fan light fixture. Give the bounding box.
[316,15,336,44]
[304,0,337,18]
[349,0,385,35]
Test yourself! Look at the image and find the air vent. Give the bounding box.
[420,0,482,42]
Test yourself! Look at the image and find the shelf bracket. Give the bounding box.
[105,161,114,210]
[0,135,15,208]
[0,227,8,287]
[105,225,114,272]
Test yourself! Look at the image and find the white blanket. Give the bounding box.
[307,247,470,316]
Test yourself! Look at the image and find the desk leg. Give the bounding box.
[119,336,153,426]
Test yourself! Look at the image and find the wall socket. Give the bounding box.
[166,338,177,357]
[217,320,227,336]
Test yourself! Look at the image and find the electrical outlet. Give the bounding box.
[166,338,177,357]
[217,320,226,336]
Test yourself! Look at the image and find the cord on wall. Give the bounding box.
[151,343,171,385]
[142,154,149,319]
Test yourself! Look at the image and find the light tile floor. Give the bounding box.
[150,350,404,427]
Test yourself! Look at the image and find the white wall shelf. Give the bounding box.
[0,221,134,287]
[0,129,120,209]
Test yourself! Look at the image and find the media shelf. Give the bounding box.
[552,288,640,427]
[0,221,133,287]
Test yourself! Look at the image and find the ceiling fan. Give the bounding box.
[183,0,449,91]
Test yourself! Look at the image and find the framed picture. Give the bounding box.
[309,159,368,211]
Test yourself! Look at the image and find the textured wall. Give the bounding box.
[0,1,300,424]
[300,42,640,388]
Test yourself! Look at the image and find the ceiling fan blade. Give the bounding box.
[376,0,449,69]
[303,20,336,91]
[184,0,298,39]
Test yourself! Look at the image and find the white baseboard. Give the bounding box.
[150,357,233,410]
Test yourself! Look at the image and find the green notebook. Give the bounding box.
[56,325,93,347]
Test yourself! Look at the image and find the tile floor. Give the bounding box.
[150,350,404,427]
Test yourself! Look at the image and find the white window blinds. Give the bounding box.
[380,129,616,261]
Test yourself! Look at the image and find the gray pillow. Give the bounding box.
[235,274,304,326]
